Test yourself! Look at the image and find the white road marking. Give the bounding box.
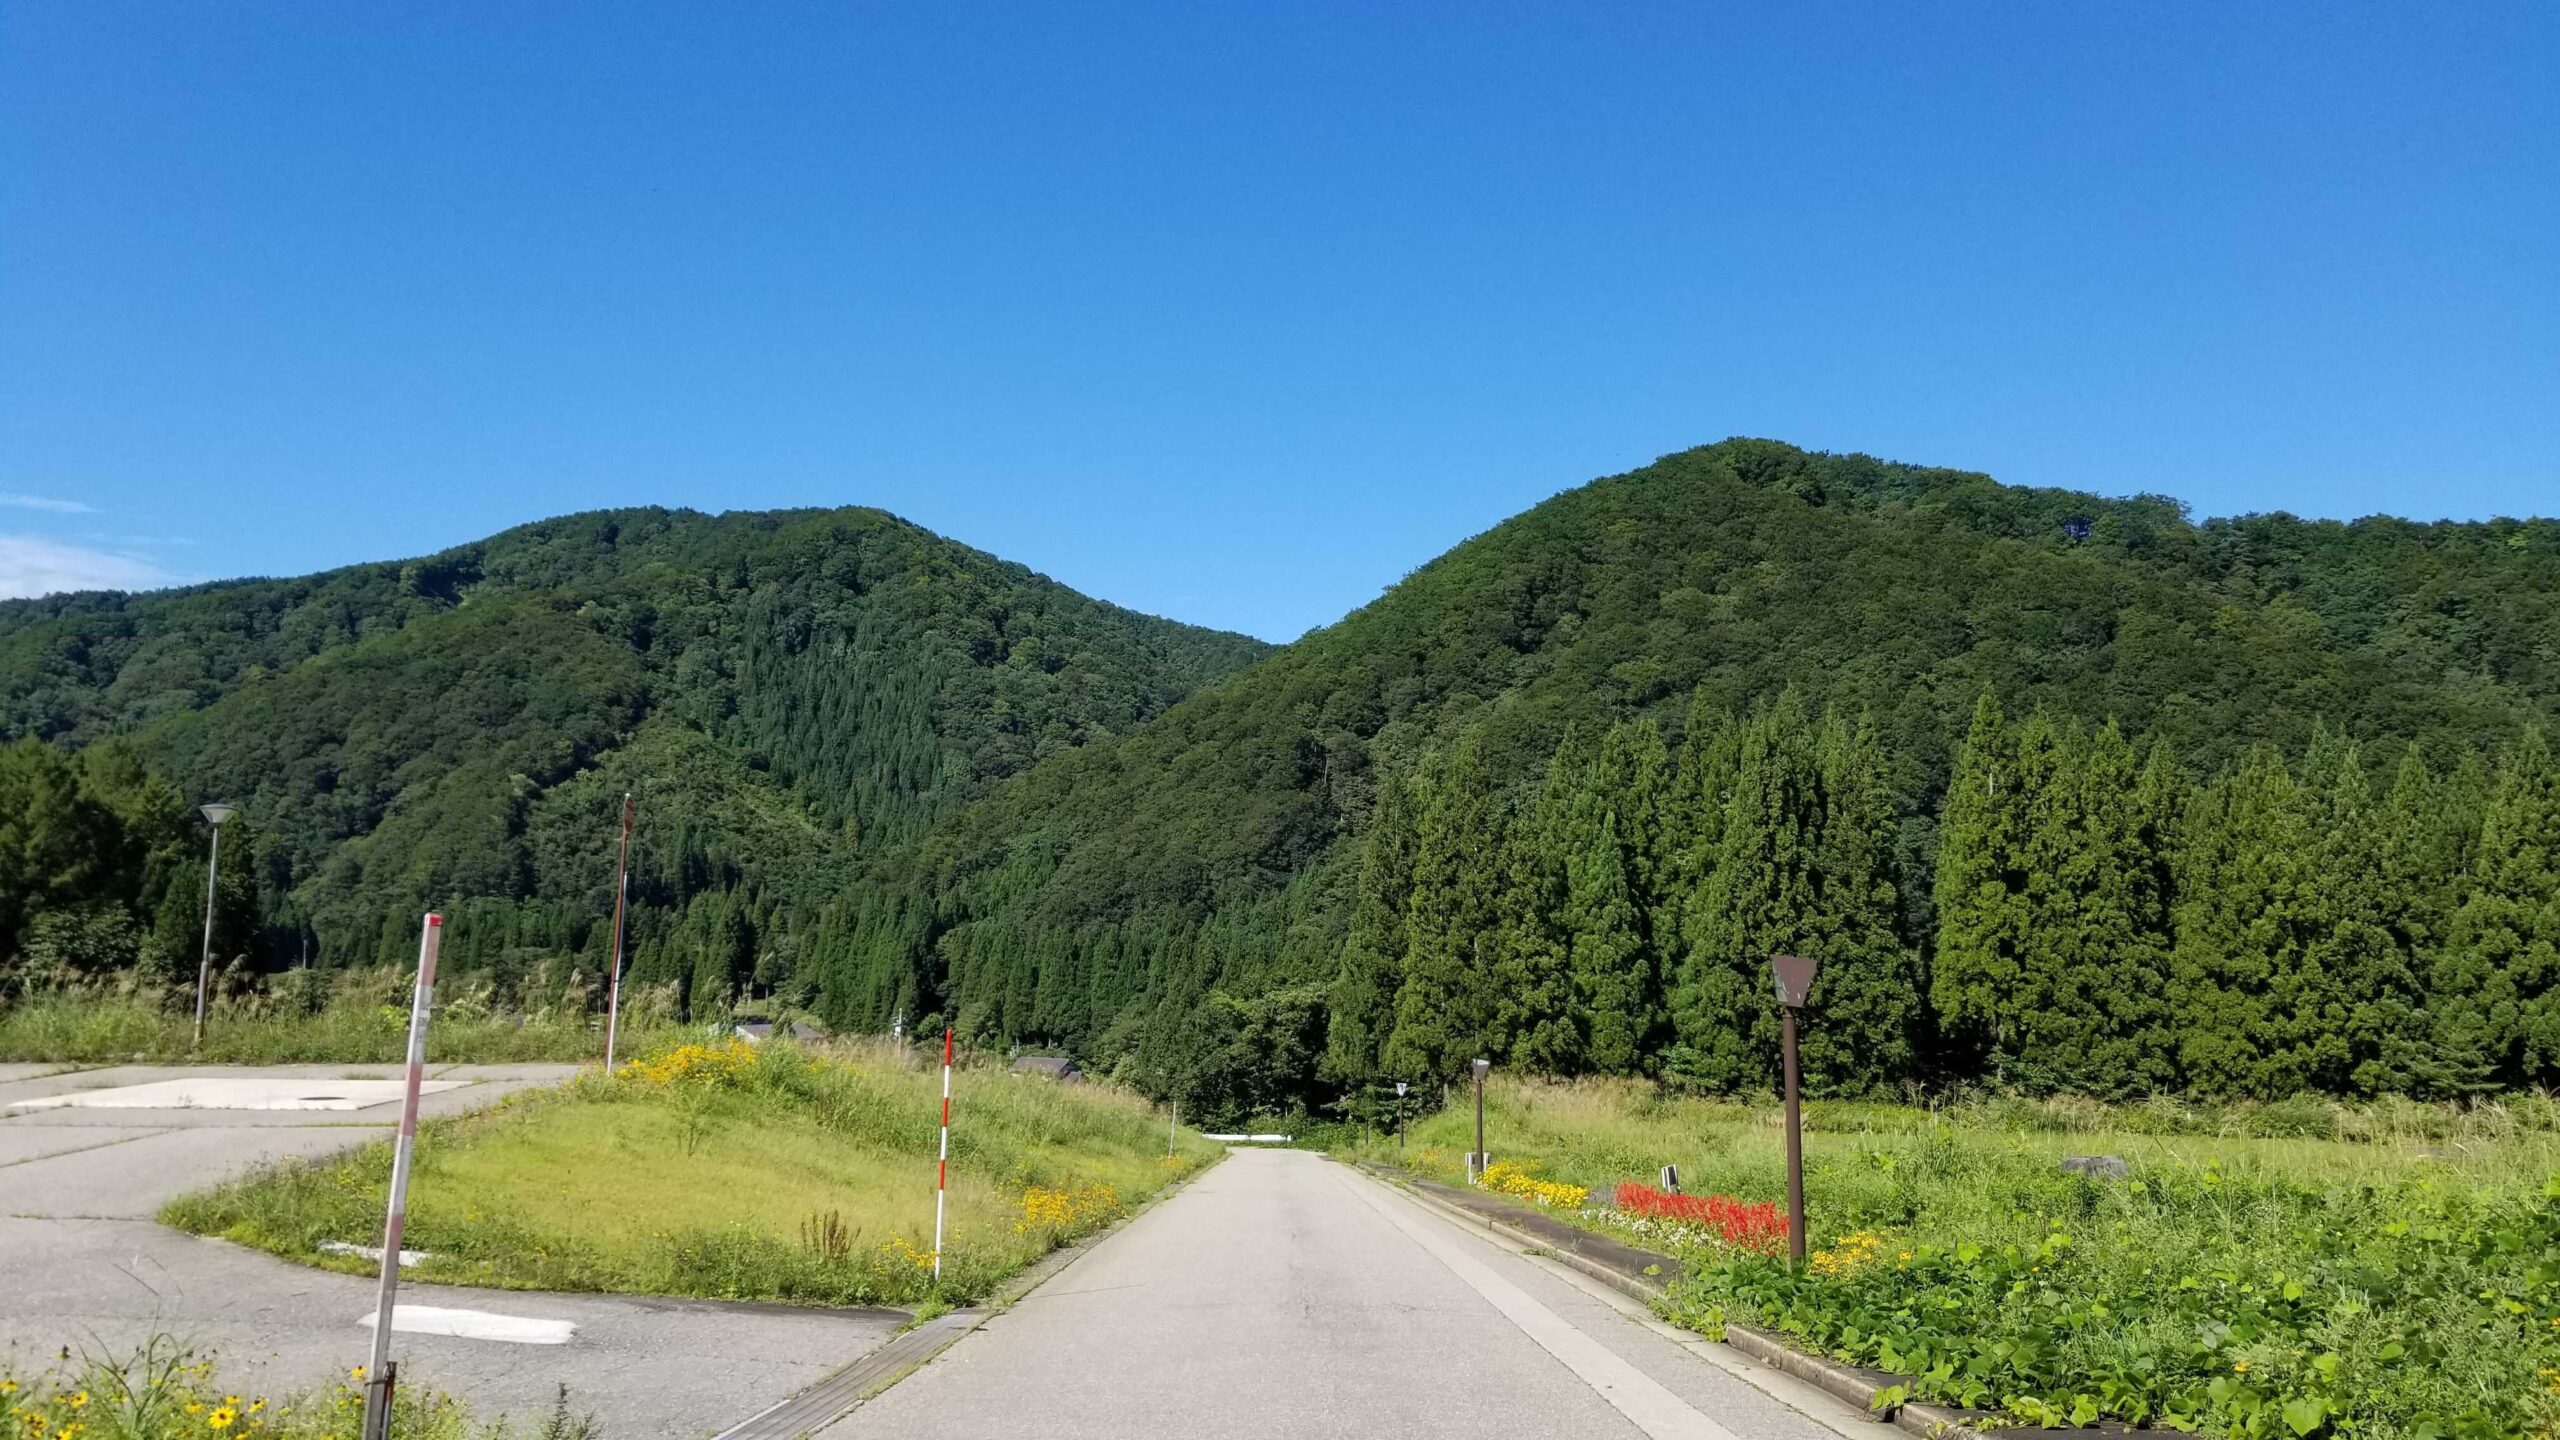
[11,1078,464,1112]
[1339,1168,1741,1440]
[356,1305,575,1344]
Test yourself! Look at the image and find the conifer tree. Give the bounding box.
[1566,810,1650,1072]
[1655,692,1737,962]
[1796,710,1920,1091]
[1490,790,1578,1072]
[1324,765,1418,1083]
[2170,747,2314,1097]
[2434,728,2560,1089]
[1384,735,1504,1082]
[2296,736,2423,1094]
[1672,690,1822,1090]
[1929,693,2027,1071]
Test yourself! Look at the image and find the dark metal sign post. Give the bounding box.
[1769,952,1820,1267]
[1394,1081,1409,1153]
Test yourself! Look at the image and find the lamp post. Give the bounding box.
[1769,952,1820,1266]
[1470,1058,1490,1179]
[192,803,237,1050]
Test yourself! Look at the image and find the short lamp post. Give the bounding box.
[1469,1058,1491,1180]
[193,803,237,1050]
[1769,952,1820,1266]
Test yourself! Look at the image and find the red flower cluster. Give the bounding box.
[1614,1183,1789,1252]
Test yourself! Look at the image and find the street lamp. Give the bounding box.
[1769,952,1820,1265]
[1470,1058,1491,1180]
[193,804,237,1049]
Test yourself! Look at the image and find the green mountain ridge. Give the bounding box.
[6,440,2558,1113]
[0,504,1268,989]
[815,439,2558,1105]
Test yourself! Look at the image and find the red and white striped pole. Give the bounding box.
[933,1026,952,1282]
[601,793,634,1071]
[362,912,441,1440]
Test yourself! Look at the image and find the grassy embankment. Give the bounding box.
[0,975,681,1065]
[1341,1078,2560,1440]
[165,1038,1219,1305]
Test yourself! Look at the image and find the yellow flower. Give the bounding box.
[1,1380,15,1395]
[207,1409,236,1432]
[2232,1359,2251,1374]
[64,1397,82,1411]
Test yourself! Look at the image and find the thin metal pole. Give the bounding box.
[601,793,635,1071]
[363,913,442,1440]
[192,821,223,1049]
[1474,1068,1486,1173]
[1782,1007,1806,1265]
[932,1027,952,1281]
[1169,1099,1178,1158]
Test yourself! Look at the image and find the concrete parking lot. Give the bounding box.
[0,1063,899,1437]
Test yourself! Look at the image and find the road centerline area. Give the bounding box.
[821,1147,1838,1440]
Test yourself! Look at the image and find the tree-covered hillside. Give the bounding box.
[817,440,2558,1112]
[9,440,2557,1118]
[0,506,1267,999]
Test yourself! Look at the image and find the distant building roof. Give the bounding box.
[1011,1055,1085,1082]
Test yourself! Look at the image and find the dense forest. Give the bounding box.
[5,440,2556,1120]
[0,505,1265,1005]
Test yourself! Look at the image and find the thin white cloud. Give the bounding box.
[0,492,99,515]
[0,533,176,598]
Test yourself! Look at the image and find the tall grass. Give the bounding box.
[0,970,685,1065]
[1348,1078,2560,1440]
[165,1038,1218,1306]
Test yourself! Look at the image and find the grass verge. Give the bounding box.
[164,1037,1219,1306]
[1336,1078,2560,1440]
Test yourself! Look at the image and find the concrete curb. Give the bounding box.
[1356,1161,2135,1439]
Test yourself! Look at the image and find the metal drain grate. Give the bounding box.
[714,1309,985,1440]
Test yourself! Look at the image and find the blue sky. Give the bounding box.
[2,3,2552,640]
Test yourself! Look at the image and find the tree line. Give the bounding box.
[1322,688,2559,1100]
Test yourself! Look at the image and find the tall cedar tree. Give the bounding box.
[2170,747,2318,1097]
[1489,780,1578,1072]
[1324,767,1418,1083]
[2434,728,2560,1090]
[1384,735,1505,1083]
[1929,694,2029,1073]
[1671,691,1916,1094]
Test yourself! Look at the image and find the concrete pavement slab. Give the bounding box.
[1,1063,901,1437]
[0,1123,173,1166]
[821,1148,1846,1440]
[0,1123,397,1217]
[0,1217,898,1438]
[9,1077,467,1112]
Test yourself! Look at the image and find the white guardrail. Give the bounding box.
[1201,1133,1294,1144]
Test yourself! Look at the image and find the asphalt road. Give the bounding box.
[823,1147,1857,1440]
[0,1063,898,1439]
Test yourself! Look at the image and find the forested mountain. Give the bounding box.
[8,440,2557,1117]
[813,440,2559,1112]
[0,506,1267,1000]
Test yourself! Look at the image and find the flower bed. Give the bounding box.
[1613,1182,1789,1253]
